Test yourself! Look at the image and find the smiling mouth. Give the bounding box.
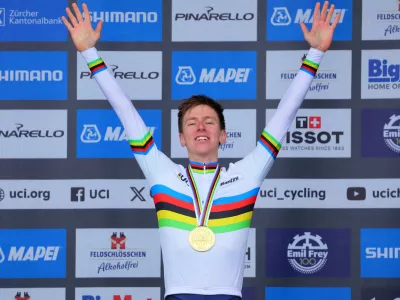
[195,136,209,141]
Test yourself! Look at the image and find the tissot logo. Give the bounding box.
[131,187,146,201]
[175,6,254,21]
[267,109,351,158]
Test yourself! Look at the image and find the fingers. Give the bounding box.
[61,16,73,31]
[299,22,309,36]
[82,3,90,22]
[320,1,329,22]
[72,3,84,23]
[331,12,341,29]
[95,20,103,34]
[326,3,335,24]
[65,7,78,27]
[313,2,320,22]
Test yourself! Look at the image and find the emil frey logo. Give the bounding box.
[287,232,328,274]
[383,114,400,154]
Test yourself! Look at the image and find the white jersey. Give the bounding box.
[81,47,324,298]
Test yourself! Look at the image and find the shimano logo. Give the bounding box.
[175,6,254,21]
[89,11,158,23]
[366,247,400,259]
[368,59,400,82]
[0,69,63,81]
[220,176,239,186]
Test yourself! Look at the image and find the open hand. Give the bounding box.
[62,3,103,52]
[300,1,341,52]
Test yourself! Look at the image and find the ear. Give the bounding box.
[219,130,227,145]
[179,133,186,147]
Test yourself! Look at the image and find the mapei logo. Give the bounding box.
[0,229,66,278]
[80,125,156,143]
[175,66,252,85]
[172,51,256,100]
[270,7,346,26]
[0,245,59,263]
[0,8,5,26]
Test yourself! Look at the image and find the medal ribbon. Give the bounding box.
[186,164,221,226]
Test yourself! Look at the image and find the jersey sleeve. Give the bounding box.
[233,47,325,184]
[80,47,176,186]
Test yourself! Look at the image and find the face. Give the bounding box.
[179,105,226,161]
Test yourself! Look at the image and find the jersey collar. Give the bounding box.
[188,160,218,175]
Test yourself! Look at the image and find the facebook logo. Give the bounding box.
[71,188,85,202]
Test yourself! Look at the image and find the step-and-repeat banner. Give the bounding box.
[0,0,399,299]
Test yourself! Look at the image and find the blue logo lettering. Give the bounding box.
[368,59,400,83]
[172,51,256,100]
[77,109,162,158]
[76,0,162,41]
[0,229,66,278]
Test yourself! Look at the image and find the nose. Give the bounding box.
[197,121,206,131]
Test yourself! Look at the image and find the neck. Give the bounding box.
[188,153,218,165]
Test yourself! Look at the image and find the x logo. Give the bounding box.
[130,187,146,202]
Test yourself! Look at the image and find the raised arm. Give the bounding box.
[234,1,341,184]
[62,3,175,184]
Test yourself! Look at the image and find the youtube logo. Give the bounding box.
[347,187,366,201]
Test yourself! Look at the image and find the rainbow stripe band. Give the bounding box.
[189,161,218,174]
[88,57,107,75]
[129,131,154,155]
[151,184,258,234]
[300,58,319,77]
[259,130,281,160]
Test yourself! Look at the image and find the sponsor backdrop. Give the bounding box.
[0,0,399,300]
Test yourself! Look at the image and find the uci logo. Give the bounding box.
[177,173,189,186]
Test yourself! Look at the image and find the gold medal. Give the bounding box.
[189,226,215,252]
[185,164,221,252]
